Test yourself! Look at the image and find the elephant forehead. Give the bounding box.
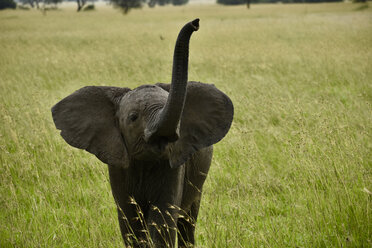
[121,85,168,108]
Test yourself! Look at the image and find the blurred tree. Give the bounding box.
[217,0,245,5]
[63,0,96,12]
[0,0,16,9]
[19,0,39,8]
[110,0,187,11]
[148,0,188,7]
[172,0,188,5]
[148,0,155,6]
[19,0,62,9]
[218,0,343,4]
[77,0,86,11]
[110,0,144,13]
[148,0,170,7]
[45,0,63,5]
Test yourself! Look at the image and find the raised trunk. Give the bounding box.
[144,19,199,143]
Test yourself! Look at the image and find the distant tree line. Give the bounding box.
[0,0,63,9]
[0,0,189,11]
[147,0,188,7]
[1,0,367,12]
[111,0,188,13]
[252,0,343,3]
[19,0,62,8]
[217,0,343,4]
[0,0,16,9]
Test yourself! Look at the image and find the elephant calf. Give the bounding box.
[52,19,234,247]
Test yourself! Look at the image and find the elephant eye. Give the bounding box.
[128,113,138,122]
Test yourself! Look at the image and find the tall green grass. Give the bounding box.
[1,3,371,247]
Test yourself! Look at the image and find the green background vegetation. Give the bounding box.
[0,2,371,247]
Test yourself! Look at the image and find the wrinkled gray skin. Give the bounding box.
[51,19,233,247]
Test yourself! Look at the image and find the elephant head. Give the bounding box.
[52,19,234,169]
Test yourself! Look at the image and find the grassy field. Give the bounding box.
[1,2,371,247]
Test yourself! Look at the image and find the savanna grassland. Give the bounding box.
[0,2,371,247]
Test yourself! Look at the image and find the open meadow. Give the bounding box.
[0,2,371,247]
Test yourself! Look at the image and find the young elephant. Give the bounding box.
[52,19,233,247]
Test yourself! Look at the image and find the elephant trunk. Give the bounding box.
[144,19,199,143]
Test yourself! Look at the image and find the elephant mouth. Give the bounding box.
[132,137,170,161]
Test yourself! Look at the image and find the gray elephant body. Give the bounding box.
[52,19,234,247]
[109,145,212,247]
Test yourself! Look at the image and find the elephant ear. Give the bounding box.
[156,81,234,168]
[51,86,131,168]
